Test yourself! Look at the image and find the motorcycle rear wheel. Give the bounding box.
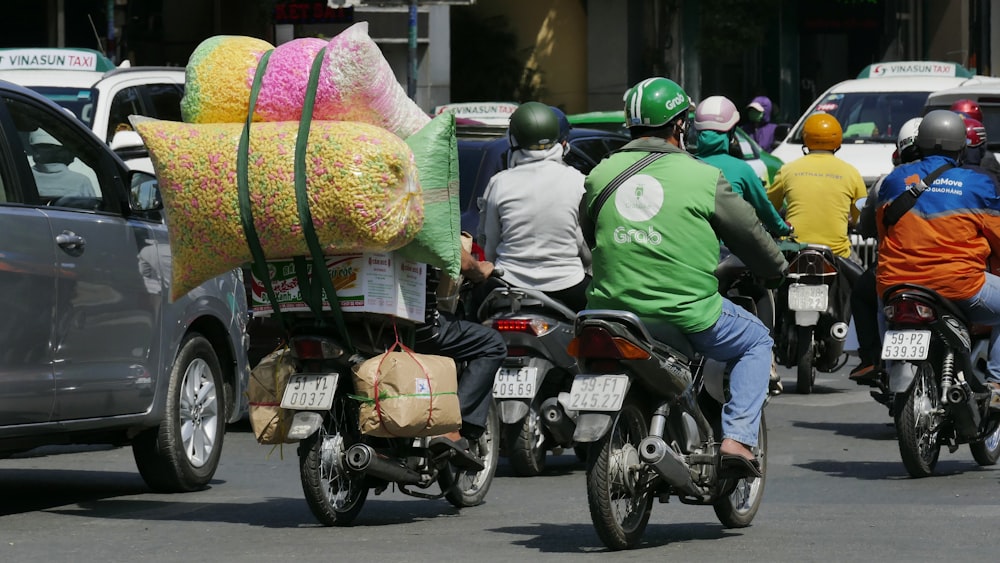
[714,412,768,527]
[505,406,547,477]
[440,400,501,508]
[298,397,368,526]
[894,361,941,478]
[795,327,816,395]
[585,399,653,551]
[970,418,1000,466]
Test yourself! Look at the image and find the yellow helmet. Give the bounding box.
[802,113,842,152]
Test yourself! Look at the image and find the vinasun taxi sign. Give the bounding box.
[0,48,116,72]
[857,60,974,79]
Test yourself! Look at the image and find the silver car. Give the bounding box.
[0,79,249,492]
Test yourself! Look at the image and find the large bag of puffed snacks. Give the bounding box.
[180,23,430,138]
[133,118,424,301]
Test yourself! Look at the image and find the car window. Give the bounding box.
[27,86,99,128]
[107,86,143,142]
[565,137,626,173]
[4,95,110,210]
[142,83,184,121]
[791,91,930,144]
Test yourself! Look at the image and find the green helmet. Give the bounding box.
[508,101,561,150]
[623,77,692,129]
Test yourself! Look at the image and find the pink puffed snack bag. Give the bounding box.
[133,118,424,301]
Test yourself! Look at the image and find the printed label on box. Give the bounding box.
[250,252,426,323]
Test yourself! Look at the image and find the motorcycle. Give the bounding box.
[880,283,1000,477]
[279,312,500,526]
[774,240,860,394]
[565,254,769,550]
[477,275,582,476]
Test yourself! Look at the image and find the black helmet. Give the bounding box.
[508,101,560,150]
[916,109,966,157]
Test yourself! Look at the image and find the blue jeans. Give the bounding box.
[956,272,1000,383]
[686,299,772,447]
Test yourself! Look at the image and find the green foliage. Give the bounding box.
[450,8,539,102]
[698,0,782,60]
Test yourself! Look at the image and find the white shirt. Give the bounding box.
[477,144,588,291]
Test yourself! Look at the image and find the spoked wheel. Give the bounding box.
[795,327,816,395]
[506,406,547,477]
[714,412,768,527]
[893,361,942,478]
[585,399,653,551]
[298,396,368,526]
[970,418,1000,466]
[441,400,501,508]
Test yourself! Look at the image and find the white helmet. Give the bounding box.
[693,96,740,132]
[897,117,922,152]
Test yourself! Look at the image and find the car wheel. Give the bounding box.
[133,333,225,492]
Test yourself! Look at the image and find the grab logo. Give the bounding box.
[615,174,663,221]
[613,226,663,245]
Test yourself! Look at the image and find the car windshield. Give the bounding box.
[790,91,930,144]
[27,86,99,128]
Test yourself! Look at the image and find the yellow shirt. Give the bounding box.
[767,152,867,257]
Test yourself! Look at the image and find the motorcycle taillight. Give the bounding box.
[493,318,553,336]
[289,336,345,360]
[789,252,837,276]
[566,326,650,360]
[884,300,937,324]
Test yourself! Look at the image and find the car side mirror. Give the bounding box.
[130,170,163,212]
[773,123,791,143]
[110,130,144,151]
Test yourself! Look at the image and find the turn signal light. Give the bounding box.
[290,336,345,360]
[884,300,936,324]
[566,327,650,360]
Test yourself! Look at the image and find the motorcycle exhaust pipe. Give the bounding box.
[830,322,849,342]
[344,443,423,485]
[540,397,576,446]
[638,436,700,496]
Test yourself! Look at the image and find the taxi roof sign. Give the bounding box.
[0,48,116,72]
[856,61,974,79]
[434,102,519,126]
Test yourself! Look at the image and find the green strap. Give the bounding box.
[237,50,286,326]
[294,47,353,351]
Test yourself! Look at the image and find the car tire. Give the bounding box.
[132,333,226,493]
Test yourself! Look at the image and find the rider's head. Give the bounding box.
[893,117,922,166]
[622,77,693,145]
[963,115,987,149]
[916,109,967,160]
[508,101,561,152]
[802,112,842,154]
[549,105,571,144]
[950,98,983,123]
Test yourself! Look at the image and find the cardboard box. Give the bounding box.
[250,252,426,322]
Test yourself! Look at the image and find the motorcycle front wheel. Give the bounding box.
[505,405,547,477]
[893,361,942,477]
[795,327,816,395]
[714,412,767,527]
[585,399,653,551]
[298,396,369,526]
[440,400,501,508]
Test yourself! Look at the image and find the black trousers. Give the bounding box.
[850,264,881,366]
[414,311,507,439]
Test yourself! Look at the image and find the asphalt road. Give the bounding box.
[2,360,998,563]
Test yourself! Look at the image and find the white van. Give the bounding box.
[771,61,1000,187]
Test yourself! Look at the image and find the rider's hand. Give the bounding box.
[765,266,788,289]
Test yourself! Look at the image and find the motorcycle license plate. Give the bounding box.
[568,374,630,411]
[493,366,538,398]
[881,330,931,360]
[280,373,338,410]
[787,283,828,312]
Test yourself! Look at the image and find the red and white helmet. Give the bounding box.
[693,96,740,132]
[963,116,987,148]
[951,98,983,122]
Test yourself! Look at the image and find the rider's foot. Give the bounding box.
[849,361,879,385]
[718,438,762,479]
[429,432,485,471]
